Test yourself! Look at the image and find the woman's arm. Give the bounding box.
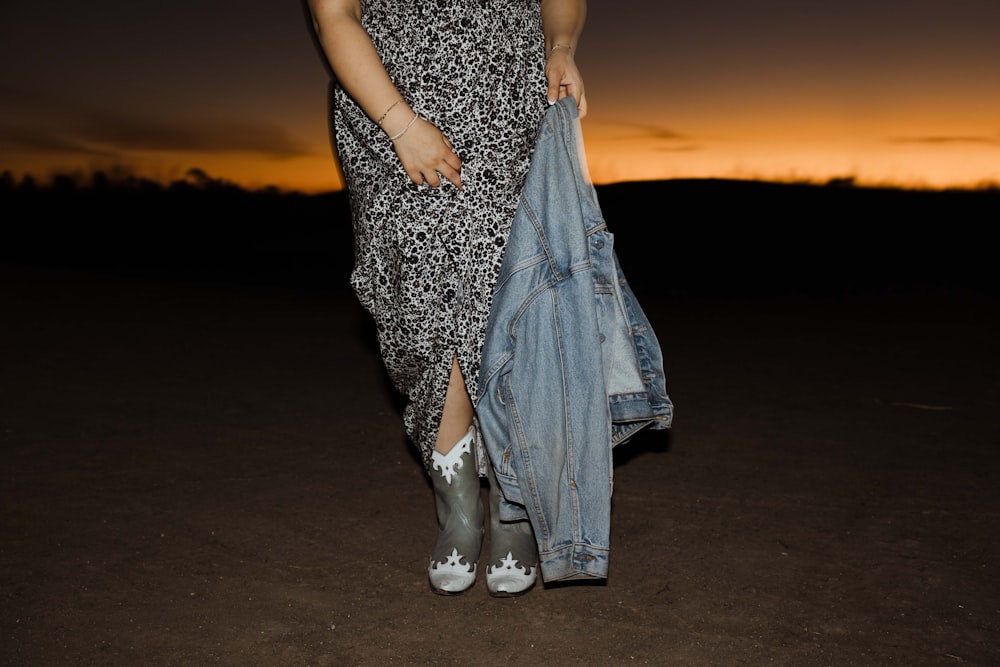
[541,0,587,117]
[305,0,462,187]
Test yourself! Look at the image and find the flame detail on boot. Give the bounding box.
[486,550,537,596]
[429,433,472,485]
[485,462,538,597]
[429,548,478,593]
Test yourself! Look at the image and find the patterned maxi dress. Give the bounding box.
[332,0,548,470]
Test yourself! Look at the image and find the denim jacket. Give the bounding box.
[476,97,673,582]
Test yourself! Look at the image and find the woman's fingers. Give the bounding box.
[436,163,462,189]
[439,150,463,189]
[404,166,427,187]
[546,73,565,106]
[417,148,462,189]
[392,118,463,189]
[443,149,462,172]
[545,50,586,116]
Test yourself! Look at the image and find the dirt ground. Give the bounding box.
[2,266,998,666]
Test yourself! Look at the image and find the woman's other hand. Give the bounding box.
[541,0,587,117]
[546,46,587,118]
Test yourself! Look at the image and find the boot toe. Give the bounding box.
[486,552,536,597]
[429,549,478,594]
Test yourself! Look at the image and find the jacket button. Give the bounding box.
[599,333,606,343]
[594,239,605,249]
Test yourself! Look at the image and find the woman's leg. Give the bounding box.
[434,357,474,453]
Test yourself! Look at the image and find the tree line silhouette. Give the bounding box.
[0,167,287,195]
[4,168,997,298]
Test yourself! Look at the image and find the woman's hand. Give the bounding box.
[541,0,587,116]
[390,115,463,189]
[545,47,587,118]
[307,0,461,188]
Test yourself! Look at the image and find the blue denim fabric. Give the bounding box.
[476,97,673,582]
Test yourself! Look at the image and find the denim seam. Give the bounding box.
[505,261,592,338]
[504,373,552,549]
[551,288,583,551]
[521,196,565,281]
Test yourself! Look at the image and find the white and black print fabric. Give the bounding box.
[332,0,548,470]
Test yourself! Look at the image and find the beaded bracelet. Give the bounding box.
[388,111,419,141]
[548,43,573,58]
[376,98,404,126]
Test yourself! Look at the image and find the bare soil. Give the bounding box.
[2,266,998,666]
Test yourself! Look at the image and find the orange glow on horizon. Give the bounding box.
[4,108,998,193]
[3,1,998,195]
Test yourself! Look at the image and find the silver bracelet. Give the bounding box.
[388,111,419,141]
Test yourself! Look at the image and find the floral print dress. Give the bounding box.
[332,0,548,470]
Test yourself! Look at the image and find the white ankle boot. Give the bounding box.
[428,427,484,594]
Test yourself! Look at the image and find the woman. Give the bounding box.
[306,0,586,596]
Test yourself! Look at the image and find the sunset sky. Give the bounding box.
[2,0,998,192]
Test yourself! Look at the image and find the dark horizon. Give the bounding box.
[5,170,998,302]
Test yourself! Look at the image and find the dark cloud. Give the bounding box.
[594,121,700,151]
[602,121,686,142]
[0,86,315,159]
[70,115,313,157]
[0,124,119,157]
[653,144,701,153]
[889,135,1000,146]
